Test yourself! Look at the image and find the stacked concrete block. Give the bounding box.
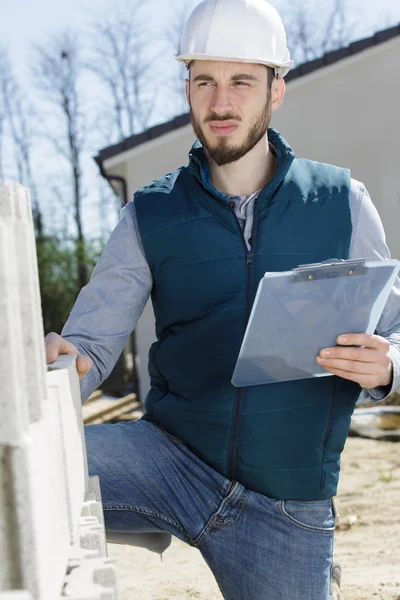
[0,593,33,600]
[4,390,71,598]
[0,183,119,599]
[64,488,117,600]
[0,182,47,429]
[0,182,42,593]
[63,558,118,600]
[47,356,89,541]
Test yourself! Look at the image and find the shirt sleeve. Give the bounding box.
[348,179,400,402]
[61,200,153,402]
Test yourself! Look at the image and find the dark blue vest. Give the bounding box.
[135,129,360,500]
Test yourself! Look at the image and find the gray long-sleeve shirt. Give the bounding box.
[62,178,400,403]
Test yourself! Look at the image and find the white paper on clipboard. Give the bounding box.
[231,258,400,387]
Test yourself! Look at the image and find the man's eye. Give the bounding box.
[199,82,212,87]
[235,82,249,87]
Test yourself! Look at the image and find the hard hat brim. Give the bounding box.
[175,53,293,78]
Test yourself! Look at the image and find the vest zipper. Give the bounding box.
[228,199,260,481]
[199,178,262,480]
[196,153,290,481]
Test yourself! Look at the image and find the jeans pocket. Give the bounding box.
[191,482,246,547]
[279,499,335,533]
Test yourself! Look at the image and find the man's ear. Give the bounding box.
[271,77,285,113]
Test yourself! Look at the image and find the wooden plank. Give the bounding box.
[84,390,104,405]
[83,394,139,425]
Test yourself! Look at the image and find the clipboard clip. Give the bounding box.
[293,258,367,282]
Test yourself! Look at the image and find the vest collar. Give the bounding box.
[188,128,295,204]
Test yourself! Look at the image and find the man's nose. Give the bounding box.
[210,86,233,116]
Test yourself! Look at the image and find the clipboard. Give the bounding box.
[231,258,400,387]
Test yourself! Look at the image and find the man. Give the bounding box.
[46,0,400,598]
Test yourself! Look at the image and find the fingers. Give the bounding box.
[316,334,392,388]
[318,347,381,364]
[45,332,79,364]
[317,355,391,383]
[318,334,390,370]
[45,332,93,379]
[334,333,389,351]
[316,354,378,374]
[76,354,93,379]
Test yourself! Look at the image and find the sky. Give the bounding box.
[0,0,400,58]
[2,0,400,71]
[0,0,166,67]
[1,0,399,237]
[0,0,111,59]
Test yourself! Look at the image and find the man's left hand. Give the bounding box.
[316,333,393,389]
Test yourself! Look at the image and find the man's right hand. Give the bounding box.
[45,332,93,380]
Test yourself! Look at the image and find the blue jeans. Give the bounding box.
[85,420,336,600]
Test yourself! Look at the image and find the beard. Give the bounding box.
[189,97,272,166]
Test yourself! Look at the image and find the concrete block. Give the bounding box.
[0,221,29,445]
[0,182,119,598]
[12,186,46,422]
[85,476,102,503]
[0,592,33,600]
[79,516,107,558]
[67,542,100,572]
[1,356,90,598]
[85,477,105,528]
[47,356,88,541]
[81,501,105,529]
[0,445,21,590]
[0,182,46,425]
[63,559,118,600]
[7,392,71,600]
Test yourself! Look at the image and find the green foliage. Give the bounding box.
[36,234,104,334]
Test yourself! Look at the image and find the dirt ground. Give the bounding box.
[107,436,400,600]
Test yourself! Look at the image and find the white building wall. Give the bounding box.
[271,36,400,259]
[104,36,400,402]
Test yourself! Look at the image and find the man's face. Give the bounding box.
[186,61,272,166]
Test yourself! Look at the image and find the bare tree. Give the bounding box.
[33,31,88,287]
[86,0,161,141]
[0,47,43,235]
[280,0,356,66]
[163,0,197,117]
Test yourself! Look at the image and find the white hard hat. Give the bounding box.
[176,0,293,78]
